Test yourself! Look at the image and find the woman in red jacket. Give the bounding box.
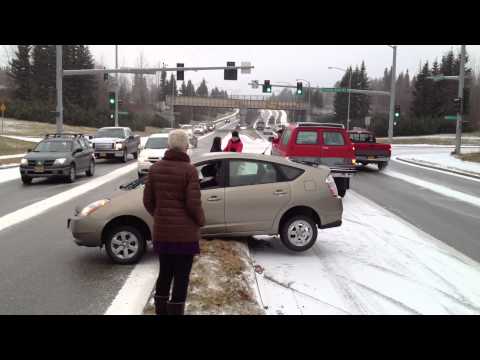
[223,131,243,152]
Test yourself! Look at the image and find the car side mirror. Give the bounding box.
[129,135,134,140]
[73,148,82,155]
[27,149,32,153]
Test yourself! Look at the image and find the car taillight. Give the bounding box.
[325,175,338,197]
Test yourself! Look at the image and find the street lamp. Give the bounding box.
[328,66,352,130]
[386,45,397,141]
[296,78,311,122]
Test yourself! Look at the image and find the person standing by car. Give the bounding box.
[223,130,243,153]
[143,129,205,315]
[210,136,222,152]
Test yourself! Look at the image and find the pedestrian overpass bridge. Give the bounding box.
[166,95,307,111]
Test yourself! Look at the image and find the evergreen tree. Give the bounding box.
[8,45,32,101]
[333,66,352,126]
[411,61,433,119]
[196,79,208,97]
[159,70,167,101]
[31,45,56,104]
[179,81,187,96]
[185,80,195,96]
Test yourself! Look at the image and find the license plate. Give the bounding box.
[368,156,375,160]
[34,166,44,173]
[99,153,106,157]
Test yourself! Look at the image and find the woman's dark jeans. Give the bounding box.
[156,254,194,303]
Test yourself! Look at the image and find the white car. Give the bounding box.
[137,134,169,178]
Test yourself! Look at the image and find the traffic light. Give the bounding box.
[177,63,184,81]
[224,61,237,80]
[453,97,463,113]
[296,82,303,95]
[108,92,116,109]
[262,80,272,93]
[394,105,400,119]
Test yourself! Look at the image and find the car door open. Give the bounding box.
[196,160,226,235]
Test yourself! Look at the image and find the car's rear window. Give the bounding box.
[296,130,318,145]
[349,133,375,143]
[278,165,304,181]
[323,131,345,146]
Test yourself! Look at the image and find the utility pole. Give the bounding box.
[56,45,63,133]
[388,45,397,141]
[114,45,119,127]
[455,45,466,155]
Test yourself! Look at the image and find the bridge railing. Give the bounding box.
[167,95,307,110]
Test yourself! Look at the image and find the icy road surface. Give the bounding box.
[251,191,480,315]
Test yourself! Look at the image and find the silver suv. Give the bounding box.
[68,153,343,264]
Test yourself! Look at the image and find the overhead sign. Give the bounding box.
[241,62,252,74]
[444,115,459,121]
[321,88,348,93]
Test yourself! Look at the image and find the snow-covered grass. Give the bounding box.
[1,118,98,137]
[0,166,21,184]
[251,191,480,315]
[143,240,264,315]
[457,152,480,164]
[396,151,480,176]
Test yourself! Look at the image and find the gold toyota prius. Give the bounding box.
[68,152,343,264]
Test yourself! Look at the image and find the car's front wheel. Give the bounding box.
[21,175,32,185]
[105,225,146,264]
[133,151,138,160]
[280,215,318,252]
[66,164,76,183]
[86,159,95,177]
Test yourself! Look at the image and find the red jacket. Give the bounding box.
[223,138,243,153]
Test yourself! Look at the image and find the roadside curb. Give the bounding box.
[396,157,480,180]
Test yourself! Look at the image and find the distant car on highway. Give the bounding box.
[270,122,356,197]
[180,124,198,148]
[137,133,169,178]
[68,152,343,264]
[263,128,274,136]
[20,133,95,185]
[207,123,216,132]
[348,128,391,170]
[256,121,265,131]
[193,125,206,135]
[91,127,140,163]
[225,118,231,124]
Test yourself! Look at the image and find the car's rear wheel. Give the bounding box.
[66,164,76,183]
[105,225,146,265]
[86,159,95,177]
[378,162,388,171]
[133,151,138,160]
[280,215,318,252]
[334,178,347,197]
[21,175,32,185]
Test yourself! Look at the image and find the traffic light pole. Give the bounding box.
[56,45,64,134]
[454,45,466,155]
[114,45,119,127]
[388,45,397,142]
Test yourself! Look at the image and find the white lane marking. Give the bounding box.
[0,162,137,233]
[104,254,158,315]
[392,156,480,184]
[0,153,25,160]
[383,169,480,209]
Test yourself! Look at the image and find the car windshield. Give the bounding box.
[34,140,72,152]
[145,137,168,149]
[95,129,125,138]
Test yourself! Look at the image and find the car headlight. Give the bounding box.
[79,199,110,217]
[115,143,124,150]
[21,158,28,166]
[54,158,67,166]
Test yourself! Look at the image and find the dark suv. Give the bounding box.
[19,133,95,185]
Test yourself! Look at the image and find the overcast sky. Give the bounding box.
[4,45,480,95]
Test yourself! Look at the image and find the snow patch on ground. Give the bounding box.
[0,166,20,184]
[251,191,480,315]
[397,151,480,176]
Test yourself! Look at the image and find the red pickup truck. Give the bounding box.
[270,122,356,197]
[348,128,391,170]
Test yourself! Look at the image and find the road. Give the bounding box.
[351,146,480,262]
[0,118,239,314]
